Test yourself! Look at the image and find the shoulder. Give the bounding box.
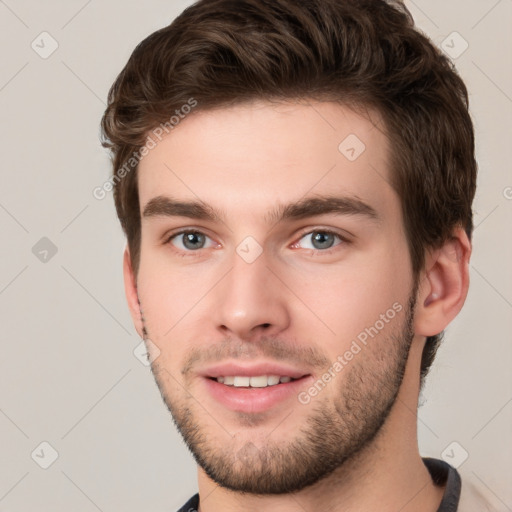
[175,493,199,512]
[422,457,500,511]
[458,474,501,512]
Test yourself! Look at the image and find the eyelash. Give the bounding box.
[164,228,349,257]
[163,229,214,258]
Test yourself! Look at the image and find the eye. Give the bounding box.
[294,230,344,251]
[167,230,216,251]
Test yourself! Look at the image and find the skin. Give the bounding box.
[123,100,471,511]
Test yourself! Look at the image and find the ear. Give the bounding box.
[123,246,144,338]
[414,227,472,336]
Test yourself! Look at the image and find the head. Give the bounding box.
[101,0,476,495]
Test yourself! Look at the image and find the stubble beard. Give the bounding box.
[145,291,417,495]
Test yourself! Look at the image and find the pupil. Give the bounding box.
[312,232,334,249]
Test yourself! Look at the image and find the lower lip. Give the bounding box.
[203,377,311,414]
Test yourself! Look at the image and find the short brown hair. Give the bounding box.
[100,0,477,388]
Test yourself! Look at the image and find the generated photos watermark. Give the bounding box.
[94,98,198,200]
[298,301,403,405]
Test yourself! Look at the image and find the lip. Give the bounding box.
[199,361,313,414]
[200,362,309,380]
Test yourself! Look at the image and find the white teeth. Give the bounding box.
[267,375,280,386]
[249,375,268,388]
[215,375,295,387]
[233,376,250,387]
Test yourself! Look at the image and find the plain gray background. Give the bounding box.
[0,1,511,510]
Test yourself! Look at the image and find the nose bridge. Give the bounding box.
[211,243,290,338]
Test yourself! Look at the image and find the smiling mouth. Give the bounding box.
[209,375,306,388]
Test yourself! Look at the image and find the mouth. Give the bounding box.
[210,375,300,388]
[200,363,312,414]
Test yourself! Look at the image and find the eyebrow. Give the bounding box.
[142,194,380,225]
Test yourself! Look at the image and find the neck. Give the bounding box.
[195,339,445,512]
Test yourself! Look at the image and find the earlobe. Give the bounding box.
[414,228,472,337]
[123,247,144,338]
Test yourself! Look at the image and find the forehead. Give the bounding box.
[137,100,396,222]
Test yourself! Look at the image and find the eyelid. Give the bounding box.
[292,226,352,244]
[163,227,214,243]
[164,228,219,252]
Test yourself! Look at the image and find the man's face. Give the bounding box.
[132,100,417,493]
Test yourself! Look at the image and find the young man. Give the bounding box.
[100,0,487,510]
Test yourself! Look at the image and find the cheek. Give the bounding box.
[136,262,188,340]
[136,256,225,346]
[286,242,411,351]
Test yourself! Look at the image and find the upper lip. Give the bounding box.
[199,361,310,379]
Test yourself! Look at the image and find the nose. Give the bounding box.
[209,248,291,341]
